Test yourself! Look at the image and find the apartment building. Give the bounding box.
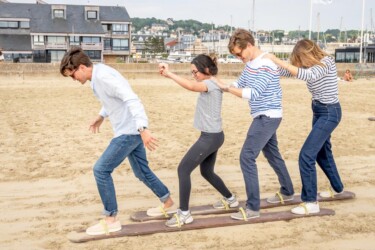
[0,1,131,63]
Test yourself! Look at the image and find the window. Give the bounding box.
[69,36,80,45]
[20,21,30,29]
[48,50,66,62]
[87,11,97,19]
[112,24,128,34]
[0,21,18,28]
[84,50,101,60]
[47,36,65,43]
[33,50,47,63]
[102,24,111,32]
[112,39,129,50]
[54,9,64,18]
[103,39,111,50]
[82,37,101,44]
[335,52,345,63]
[33,35,45,45]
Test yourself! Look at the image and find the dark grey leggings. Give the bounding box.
[178,131,232,211]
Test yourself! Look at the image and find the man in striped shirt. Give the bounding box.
[217,29,294,220]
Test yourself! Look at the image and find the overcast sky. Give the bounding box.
[7,0,375,32]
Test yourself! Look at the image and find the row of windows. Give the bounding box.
[0,21,30,29]
[0,20,129,33]
[335,51,375,63]
[102,24,129,34]
[32,50,101,62]
[32,36,129,50]
[53,9,97,19]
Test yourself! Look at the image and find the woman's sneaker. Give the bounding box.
[266,191,294,204]
[165,209,193,228]
[230,207,260,221]
[291,202,320,215]
[213,195,239,209]
[320,187,344,198]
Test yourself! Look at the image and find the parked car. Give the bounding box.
[226,55,242,63]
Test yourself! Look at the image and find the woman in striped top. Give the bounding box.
[266,39,345,215]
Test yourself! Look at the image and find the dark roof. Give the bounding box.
[0,34,32,51]
[0,3,131,34]
[100,6,130,22]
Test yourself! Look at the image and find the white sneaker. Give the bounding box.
[320,188,344,198]
[266,191,294,204]
[213,195,239,209]
[291,202,320,215]
[165,209,193,228]
[86,219,122,235]
[146,204,177,217]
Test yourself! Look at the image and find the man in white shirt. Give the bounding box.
[60,47,175,235]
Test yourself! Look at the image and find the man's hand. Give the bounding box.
[140,129,158,151]
[211,76,232,92]
[89,115,104,133]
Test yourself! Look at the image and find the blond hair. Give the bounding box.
[290,39,329,68]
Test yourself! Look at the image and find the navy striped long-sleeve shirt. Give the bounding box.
[279,56,339,104]
[236,54,283,118]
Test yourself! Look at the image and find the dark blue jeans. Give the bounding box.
[240,116,294,211]
[93,134,170,216]
[299,101,344,202]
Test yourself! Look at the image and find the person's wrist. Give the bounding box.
[138,126,147,133]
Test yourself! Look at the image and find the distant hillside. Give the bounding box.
[131,17,362,42]
[131,17,234,35]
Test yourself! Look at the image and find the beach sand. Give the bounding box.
[0,76,374,249]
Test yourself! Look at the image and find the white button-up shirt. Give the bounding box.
[90,63,148,138]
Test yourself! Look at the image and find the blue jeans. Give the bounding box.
[93,134,170,216]
[240,116,294,211]
[299,101,344,202]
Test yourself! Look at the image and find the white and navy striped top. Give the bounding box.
[236,53,283,118]
[279,56,339,104]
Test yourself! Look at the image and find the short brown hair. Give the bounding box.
[60,47,92,76]
[228,28,255,54]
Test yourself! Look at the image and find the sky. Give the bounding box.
[6,0,375,32]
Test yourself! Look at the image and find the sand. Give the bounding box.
[0,76,374,250]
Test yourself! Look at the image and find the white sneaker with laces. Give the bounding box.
[291,202,320,215]
[320,188,344,198]
[165,209,193,228]
[213,195,239,209]
[86,219,122,236]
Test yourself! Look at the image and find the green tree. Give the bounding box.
[144,37,165,56]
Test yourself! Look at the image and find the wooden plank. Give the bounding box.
[67,208,335,243]
[131,191,355,222]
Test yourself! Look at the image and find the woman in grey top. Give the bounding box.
[159,54,238,227]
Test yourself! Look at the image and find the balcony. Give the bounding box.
[104,31,130,38]
[81,42,102,50]
[102,48,130,55]
[32,43,46,50]
[46,42,68,50]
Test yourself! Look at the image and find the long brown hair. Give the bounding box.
[290,39,329,68]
